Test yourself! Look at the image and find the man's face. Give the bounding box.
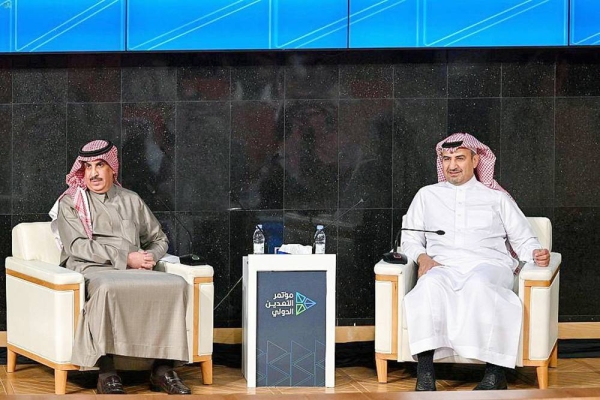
[84,159,114,194]
[441,148,479,186]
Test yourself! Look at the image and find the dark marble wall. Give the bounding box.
[0,49,599,330]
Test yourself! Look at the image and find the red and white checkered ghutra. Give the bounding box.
[436,132,512,199]
[59,140,121,239]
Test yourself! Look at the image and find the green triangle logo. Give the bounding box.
[295,292,316,315]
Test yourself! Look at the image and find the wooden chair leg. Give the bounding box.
[55,370,68,395]
[6,348,17,373]
[375,357,388,383]
[536,365,548,389]
[549,344,558,368]
[200,358,213,385]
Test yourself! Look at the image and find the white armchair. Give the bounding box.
[374,217,560,389]
[5,222,215,394]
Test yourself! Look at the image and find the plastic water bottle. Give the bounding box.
[253,224,265,254]
[314,225,326,254]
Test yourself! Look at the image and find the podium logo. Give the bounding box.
[265,291,316,318]
[295,292,316,315]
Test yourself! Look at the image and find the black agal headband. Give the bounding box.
[441,140,464,149]
[78,140,115,157]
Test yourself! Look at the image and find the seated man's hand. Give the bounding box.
[533,248,550,267]
[127,250,156,270]
[417,254,441,278]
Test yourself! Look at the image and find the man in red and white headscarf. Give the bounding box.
[53,140,192,395]
[401,133,550,391]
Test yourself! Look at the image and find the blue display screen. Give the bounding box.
[127,0,348,51]
[127,0,270,51]
[350,0,419,48]
[270,0,348,49]
[0,0,11,53]
[1,0,125,53]
[350,0,569,48]
[570,0,600,45]
[1,0,597,52]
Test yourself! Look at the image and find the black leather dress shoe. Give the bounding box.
[473,372,508,390]
[415,371,436,391]
[150,370,192,395]
[97,374,126,394]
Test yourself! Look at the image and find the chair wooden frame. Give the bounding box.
[374,217,560,390]
[6,269,214,394]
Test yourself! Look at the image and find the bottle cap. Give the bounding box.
[316,225,324,230]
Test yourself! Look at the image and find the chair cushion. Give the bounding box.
[12,222,61,264]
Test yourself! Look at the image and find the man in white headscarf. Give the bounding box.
[402,133,550,391]
[52,139,192,395]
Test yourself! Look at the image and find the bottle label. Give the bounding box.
[254,243,265,254]
[315,243,325,254]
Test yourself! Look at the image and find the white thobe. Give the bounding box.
[402,176,541,368]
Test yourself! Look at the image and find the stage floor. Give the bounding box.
[2,358,600,396]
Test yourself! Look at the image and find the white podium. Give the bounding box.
[242,254,336,387]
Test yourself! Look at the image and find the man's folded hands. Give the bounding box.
[127,250,155,270]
